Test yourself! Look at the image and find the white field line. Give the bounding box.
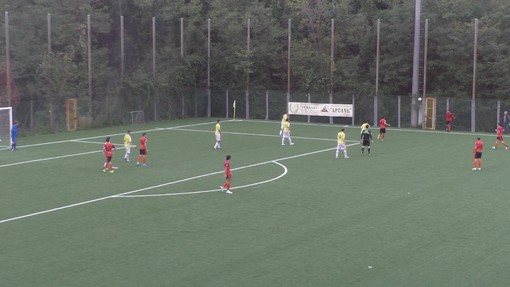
[239,119,492,137]
[0,146,126,168]
[0,119,494,154]
[116,161,288,198]
[0,121,225,169]
[0,122,357,169]
[70,140,110,145]
[0,143,357,225]
[173,128,343,142]
[2,120,222,150]
[0,150,104,168]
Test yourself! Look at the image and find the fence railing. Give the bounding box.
[11,89,510,136]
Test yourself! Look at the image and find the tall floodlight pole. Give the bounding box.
[180,17,184,57]
[471,18,478,132]
[207,18,211,117]
[5,12,11,107]
[44,13,51,132]
[329,19,334,125]
[411,0,421,127]
[421,19,429,129]
[48,13,55,130]
[47,13,52,54]
[120,15,124,81]
[152,17,157,121]
[287,19,291,108]
[87,15,92,116]
[246,18,250,119]
[180,17,184,117]
[375,19,380,127]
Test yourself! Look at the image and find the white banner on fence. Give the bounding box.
[288,102,353,117]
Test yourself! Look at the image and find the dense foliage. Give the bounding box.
[0,0,509,129]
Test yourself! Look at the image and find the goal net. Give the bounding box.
[127,110,145,124]
[0,107,13,148]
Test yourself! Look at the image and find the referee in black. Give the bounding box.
[361,125,373,156]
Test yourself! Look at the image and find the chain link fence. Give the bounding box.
[11,88,510,136]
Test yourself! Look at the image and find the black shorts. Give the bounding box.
[446,120,452,125]
[379,128,386,134]
[497,135,503,141]
[105,156,112,162]
[139,149,147,155]
[474,152,482,159]
[362,140,371,146]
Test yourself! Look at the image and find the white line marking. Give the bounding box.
[2,120,223,150]
[70,140,108,145]
[0,121,225,169]
[116,161,288,198]
[174,128,344,142]
[0,145,347,225]
[240,119,492,137]
[0,150,103,168]
[0,120,354,169]
[0,195,118,224]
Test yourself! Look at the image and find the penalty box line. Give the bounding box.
[3,120,222,151]
[0,121,224,169]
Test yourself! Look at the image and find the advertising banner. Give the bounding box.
[288,102,353,117]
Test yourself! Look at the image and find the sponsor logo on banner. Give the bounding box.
[287,102,353,117]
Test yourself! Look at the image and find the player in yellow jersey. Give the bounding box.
[280,113,288,135]
[281,118,294,145]
[336,128,349,159]
[214,120,222,149]
[123,130,132,162]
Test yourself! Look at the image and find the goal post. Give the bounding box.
[0,107,13,148]
[126,110,145,124]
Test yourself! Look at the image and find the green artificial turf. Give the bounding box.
[1,118,509,286]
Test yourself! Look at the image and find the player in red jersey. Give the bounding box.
[377,116,391,140]
[220,155,233,194]
[445,110,454,132]
[102,137,116,173]
[492,123,508,150]
[473,137,483,171]
[137,132,148,166]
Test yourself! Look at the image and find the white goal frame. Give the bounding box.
[127,110,145,124]
[0,106,13,148]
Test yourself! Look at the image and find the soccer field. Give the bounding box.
[1,118,510,286]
